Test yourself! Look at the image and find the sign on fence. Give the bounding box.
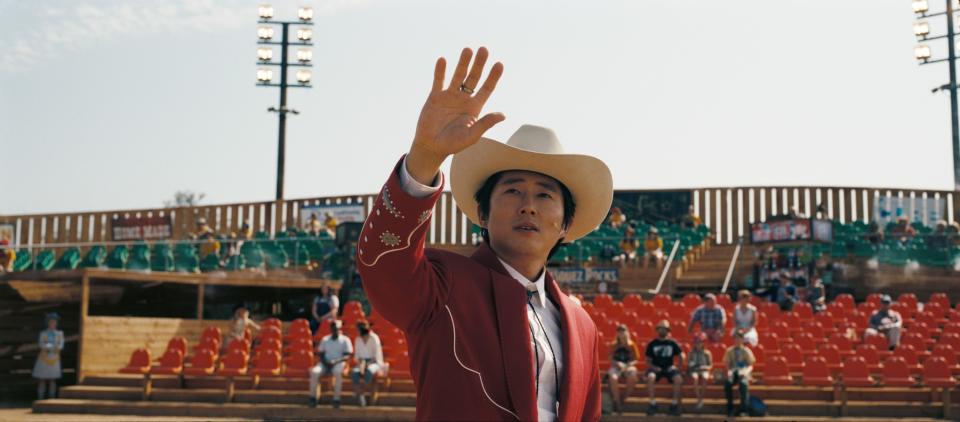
[111,216,173,241]
[552,267,619,283]
[299,204,366,228]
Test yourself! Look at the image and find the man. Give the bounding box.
[689,293,727,342]
[642,228,664,269]
[865,294,903,350]
[309,320,353,408]
[723,329,756,417]
[351,320,384,407]
[357,47,609,421]
[644,320,684,416]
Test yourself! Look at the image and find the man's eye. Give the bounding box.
[505,188,520,194]
[538,193,553,199]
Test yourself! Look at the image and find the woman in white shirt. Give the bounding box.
[351,320,384,407]
[732,290,758,346]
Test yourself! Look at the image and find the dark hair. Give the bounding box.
[474,171,576,259]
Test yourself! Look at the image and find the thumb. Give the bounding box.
[470,112,506,139]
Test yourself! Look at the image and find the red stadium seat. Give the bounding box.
[716,294,733,309]
[897,293,918,315]
[652,294,673,310]
[939,333,960,358]
[151,348,184,375]
[633,321,655,342]
[841,356,876,387]
[762,356,794,386]
[802,356,834,387]
[201,326,222,344]
[929,293,951,310]
[794,332,818,351]
[283,348,315,378]
[193,335,220,355]
[681,293,701,310]
[165,337,187,359]
[902,332,932,353]
[817,343,843,375]
[793,302,814,321]
[262,317,282,331]
[760,302,781,319]
[669,319,688,335]
[930,345,960,375]
[183,348,217,376]
[863,331,890,352]
[855,344,883,373]
[594,294,615,309]
[667,303,688,321]
[119,348,152,374]
[251,349,282,377]
[835,294,855,310]
[828,332,855,357]
[257,326,283,343]
[881,356,916,387]
[923,356,959,388]
[781,343,805,372]
[814,313,837,335]
[769,321,790,340]
[781,312,802,332]
[219,348,248,376]
[227,337,250,355]
[634,302,657,321]
[622,294,643,309]
[759,333,780,352]
[892,344,924,375]
[748,345,765,373]
[866,293,884,307]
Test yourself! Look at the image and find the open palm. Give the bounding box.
[412,47,505,159]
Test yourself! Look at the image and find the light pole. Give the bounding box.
[913,0,960,191]
[256,4,314,201]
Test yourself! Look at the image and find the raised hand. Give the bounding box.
[406,47,504,185]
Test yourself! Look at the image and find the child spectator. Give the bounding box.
[686,332,713,410]
[227,304,260,345]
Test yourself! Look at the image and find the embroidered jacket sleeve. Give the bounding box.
[356,155,447,333]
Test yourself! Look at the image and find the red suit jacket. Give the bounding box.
[357,158,602,421]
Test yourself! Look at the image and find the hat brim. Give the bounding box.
[450,137,613,242]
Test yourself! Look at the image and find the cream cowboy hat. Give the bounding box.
[450,124,613,242]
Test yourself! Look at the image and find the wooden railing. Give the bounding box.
[2,186,958,249]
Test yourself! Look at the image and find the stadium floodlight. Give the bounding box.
[915,44,932,60]
[258,26,274,40]
[913,0,929,14]
[298,7,314,21]
[258,4,274,19]
[914,21,930,37]
[297,49,313,62]
[257,48,273,62]
[257,68,274,82]
[297,28,313,41]
[296,70,312,84]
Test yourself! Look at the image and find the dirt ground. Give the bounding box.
[0,408,257,422]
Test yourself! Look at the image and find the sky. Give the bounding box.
[1,0,958,216]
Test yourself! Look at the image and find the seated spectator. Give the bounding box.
[305,214,324,237]
[928,220,950,250]
[642,228,664,269]
[618,225,639,267]
[681,205,702,229]
[227,304,260,346]
[776,275,798,311]
[311,282,340,334]
[351,320,384,407]
[608,324,641,415]
[723,329,756,417]
[309,320,353,408]
[607,206,626,230]
[689,293,727,343]
[193,218,220,258]
[686,332,713,410]
[323,212,339,238]
[890,217,916,244]
[226,222,252,257]
[644,320,684,416]
[807,276,826,313]
[865,295,902,350]
[732,290,758,346]
[865,221,884,245]
[949,222,960,246]
[0,239,15,272]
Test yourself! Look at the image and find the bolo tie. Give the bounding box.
[526,285,560,412]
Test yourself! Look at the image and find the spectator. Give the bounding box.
[644,320,684,416]
[723,329,756,417]
[865,221,884,245]
[193,218,221,258]
[642,228,664,269]
[226,221,252,258]
[948,222,960,246]
[305,214,324,237]
[807,275,826,313]
[309,320,353,408]
[689,293,727,343]
[928,220,950,250]
[227,304,260,346]
[618,225,639,267]
[865,295,902,350]
[732,290,758,346]
[607,206,626,230]
[32,313,64,400]
[890,217,916,244]
[686,332,713,410]
[608,324,641,415]
[324,212,339,238]
[0,239,15,272]
[311,282,340,334]
[351,320,384,407]
[681,205,702,229]
[776,275,798,311]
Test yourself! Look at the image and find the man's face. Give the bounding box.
[481,171,568,263]
[330,324,340,336]
[705,298,716,309]
[734,335,744,346]
[656,327,669,338]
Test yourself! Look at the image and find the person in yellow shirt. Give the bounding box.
[723,330,756,417]
[618,225,639,267]
[0,239,16,272]
[323,212,339,237]
[642,228,664,269]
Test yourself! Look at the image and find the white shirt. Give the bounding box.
[354,332,384,366]
[318,334,353,363]
[400,159,564,422]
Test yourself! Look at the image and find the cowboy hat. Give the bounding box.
[450,125,613,242]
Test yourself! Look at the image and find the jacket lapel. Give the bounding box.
[472,244,537,421]
[545,274,585,420]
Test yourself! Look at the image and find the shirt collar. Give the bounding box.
[496,257,547,308]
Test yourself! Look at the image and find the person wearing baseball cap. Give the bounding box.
[356,47,610,421]
[643,320,685,416]
[723,329,756,417]
[865,294,903,350]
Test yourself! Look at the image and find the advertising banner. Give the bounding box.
[552,267,619,283]
[300,204,366,228]
[111,216,173,241]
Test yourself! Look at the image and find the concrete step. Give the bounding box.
[81,374,417,393]
[33,399,416,420]
[60,385,418,406]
